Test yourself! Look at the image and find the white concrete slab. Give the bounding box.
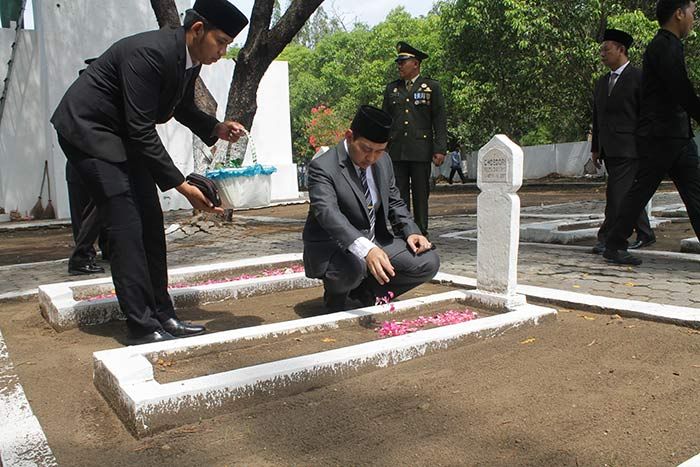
[93,289,556,437]
[679,453,700,467]
[0,330,57,466]
[38,253,311,331]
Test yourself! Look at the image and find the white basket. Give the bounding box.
[214,172,272,209]
[205,130,276,210]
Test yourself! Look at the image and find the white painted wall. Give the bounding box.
[463,140,599,181]
[0,0,298,218]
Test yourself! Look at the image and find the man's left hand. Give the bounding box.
[407,234,432,255]
[214,121,246,143]
[432,153,445,166]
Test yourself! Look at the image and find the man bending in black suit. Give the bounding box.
[591,28,655,255]
[604,0,700,265]
[303,106,440,312]
[51,0,248,344]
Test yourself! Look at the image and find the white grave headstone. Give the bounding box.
[469,135,527,309]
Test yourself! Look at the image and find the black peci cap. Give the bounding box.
[193,0,249,39]
[350,105,393,143]
[603,28,634,49]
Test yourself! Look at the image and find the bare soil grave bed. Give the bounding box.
[0,284,698,465]
[153,290,487,385]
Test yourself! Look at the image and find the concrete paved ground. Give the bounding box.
[0,191,697,309]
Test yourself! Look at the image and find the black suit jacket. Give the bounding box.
[637,29,700,141]
[302,141,421,278]
[51,27,219,192]
[591,64,641,159]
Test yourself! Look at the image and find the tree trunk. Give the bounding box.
[226,0,324,129]
[150,0,218,115]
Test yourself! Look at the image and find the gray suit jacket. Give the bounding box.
[302,141,421,278]
[591,64,641,159]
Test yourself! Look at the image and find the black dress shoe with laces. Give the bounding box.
[628,237,656,250]
[161,318,205,337]
[127,329,176,346]
[603,248,642,266]
[68,261,105,275]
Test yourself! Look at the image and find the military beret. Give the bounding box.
[193,0,249,39]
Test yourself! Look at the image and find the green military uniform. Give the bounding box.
[381,45,447,236]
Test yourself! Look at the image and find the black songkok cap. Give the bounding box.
[193,0,249,39]
[350,105,393,143]
[395,41,429,62]
[603,28,634,49]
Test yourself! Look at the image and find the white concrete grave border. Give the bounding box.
[93,289,556,437]
[0,330,57,466]
[38,254,317,331]
[435,273,700,329]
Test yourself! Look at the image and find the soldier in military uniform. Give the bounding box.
[382,41,447,236]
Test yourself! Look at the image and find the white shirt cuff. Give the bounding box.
[349,236,376,260]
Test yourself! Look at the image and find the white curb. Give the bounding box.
[0,330,57,466]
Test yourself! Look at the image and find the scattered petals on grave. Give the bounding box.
[84,265,305,301]
[376,309,478,338]
[520,337,537,345]
[321,337,336,343]
[578,314,596,321]
[374,291,396,312]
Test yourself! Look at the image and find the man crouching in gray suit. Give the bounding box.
[303,105,440,312]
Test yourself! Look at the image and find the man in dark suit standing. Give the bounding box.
[303,106,440,312]
[591,29,655,255]
[382,42,447,237]
[604,0,700,265]
[51,0,249,344]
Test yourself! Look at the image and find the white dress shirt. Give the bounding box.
[344,140,380,260]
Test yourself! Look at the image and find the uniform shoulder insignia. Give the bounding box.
[421,83,427,89]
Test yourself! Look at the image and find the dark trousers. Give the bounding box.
[66,161,109,264]
[393,161,431,236]
[597,157,654,244]
[449,167,467,184]
[322,238,440,311]
[58,135,176,336]
[607,138,700,250]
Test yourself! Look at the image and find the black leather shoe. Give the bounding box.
[603,249,642,266]
[591,242,606,254]
[349,285,375,307]
[323,291,348,313]
[628,237,656,250]
[161,318,205,337]
[127,329,176,346]
[68,261,105,275]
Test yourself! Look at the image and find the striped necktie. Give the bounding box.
[359,168,376,242]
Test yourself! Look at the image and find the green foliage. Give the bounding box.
[279,1,700,161]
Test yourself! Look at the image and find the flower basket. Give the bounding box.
[205,164,277,209]
[203,131,277,209]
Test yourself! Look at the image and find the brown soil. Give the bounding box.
[1,286,698,465]
[0,226,75,265]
